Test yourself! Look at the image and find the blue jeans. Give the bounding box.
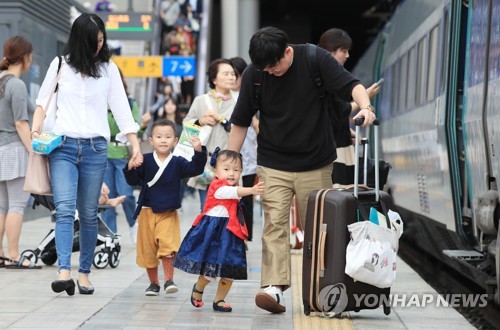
[198,188,207,212]
[49,136,108,274]
[101,158,137,232]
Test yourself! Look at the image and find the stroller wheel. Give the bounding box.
[109,249,120,268]
[93,251,109,269]
[20,249,39,264]
[40,251,57,265]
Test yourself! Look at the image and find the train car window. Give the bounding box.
[407,46,417,108]
[427,25,439,101]
[377,67,392,121]
[440,10,449,94]
[380,67,392,120]
[399,54,408,113]
[417,36,428,105]
[391,61,399,113]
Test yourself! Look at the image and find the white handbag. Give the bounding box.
[345,210,403,288]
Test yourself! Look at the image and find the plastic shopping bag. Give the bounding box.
[345,212,403,288]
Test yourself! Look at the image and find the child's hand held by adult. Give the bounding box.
[252,181,265,195]
[128,153,143,169]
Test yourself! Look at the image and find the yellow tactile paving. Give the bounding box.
[291,249,355,330]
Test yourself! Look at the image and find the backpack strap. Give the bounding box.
[252,67,264,112]
[54,56,63,93]
[306,43,326,99]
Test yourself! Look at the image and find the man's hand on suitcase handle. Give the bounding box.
[354,105,377,126]
[354,117,380,126]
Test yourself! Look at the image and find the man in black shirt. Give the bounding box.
[318,27,381,185]
[228,26,376,314]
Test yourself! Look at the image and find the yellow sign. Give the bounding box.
[112,56,163,78]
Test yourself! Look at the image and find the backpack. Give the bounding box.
[251,43,326,112]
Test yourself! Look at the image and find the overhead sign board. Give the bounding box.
[162,56,196,77]
[112,56,163,77]
[112,56,196,78]
[98,12,155,40]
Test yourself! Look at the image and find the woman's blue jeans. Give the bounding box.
[49,136,108,274]
[101,157,137,233]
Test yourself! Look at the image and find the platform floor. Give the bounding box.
[1,193,475,329]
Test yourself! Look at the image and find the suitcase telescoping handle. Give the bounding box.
[361,138,369,186]
[354,118,380,200]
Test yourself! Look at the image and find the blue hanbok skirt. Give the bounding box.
[173,215,247,279]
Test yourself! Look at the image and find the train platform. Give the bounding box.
[1,194,475,329]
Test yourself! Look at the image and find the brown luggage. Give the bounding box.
[302,119,393,316]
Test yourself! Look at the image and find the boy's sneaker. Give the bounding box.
[255,285,286,313]
[164,279,179,294]
[145,283,160,296]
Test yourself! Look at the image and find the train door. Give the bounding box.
[483,0,500,304]
[484,1,500,217]
[461,0,497,247]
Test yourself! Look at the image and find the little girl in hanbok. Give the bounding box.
[174,148,265,312]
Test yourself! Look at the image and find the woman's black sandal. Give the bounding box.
[191,283,204,307]
[213,300,232,312]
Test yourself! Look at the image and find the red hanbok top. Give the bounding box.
[192,179,248,241]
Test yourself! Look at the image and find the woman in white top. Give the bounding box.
[30,13,143,296]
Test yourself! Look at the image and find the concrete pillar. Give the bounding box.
[238,0,259,62]
[221,0,259,60]
[221,0,239,59]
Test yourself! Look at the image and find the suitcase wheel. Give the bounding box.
[304,304,310,315]
[383,305,391,315]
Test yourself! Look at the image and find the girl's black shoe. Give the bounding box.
[213,300,232,312]
[190,283,204,307]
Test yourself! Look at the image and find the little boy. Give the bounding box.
[124,119,207,295]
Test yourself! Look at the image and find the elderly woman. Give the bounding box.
[183,58,236,211]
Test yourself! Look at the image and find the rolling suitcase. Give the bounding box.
[302,119,393,316]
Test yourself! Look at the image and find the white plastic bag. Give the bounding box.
[345,213,403,288]
[388,209,404,238]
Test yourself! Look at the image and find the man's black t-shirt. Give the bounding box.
[231,44,360,172]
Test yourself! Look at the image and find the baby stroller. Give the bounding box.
[20,194,122,269]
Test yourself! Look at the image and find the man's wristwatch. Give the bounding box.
[362,104,376,113]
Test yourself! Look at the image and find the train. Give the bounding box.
[353,0,499,305]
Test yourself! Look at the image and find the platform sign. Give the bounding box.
[112,56,163,77]
[163,56,196,77]
[98,12,155,40]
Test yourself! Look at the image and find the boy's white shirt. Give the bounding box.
[147,151,173,187]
